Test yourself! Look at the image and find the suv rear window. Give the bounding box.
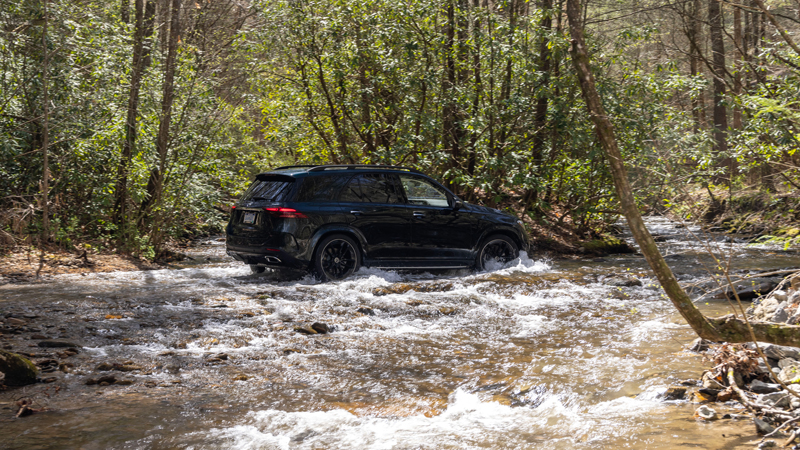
[294,174,349,202]
[240,175,295,202]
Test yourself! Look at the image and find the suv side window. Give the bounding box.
[294,174,349,202]
[339,174,402,204]
[399,175,450,207]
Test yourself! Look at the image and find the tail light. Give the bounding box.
[264,207,308,219]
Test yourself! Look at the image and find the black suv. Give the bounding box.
[226,165,530,280]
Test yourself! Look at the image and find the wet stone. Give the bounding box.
[601,276,642,287]
[311,323,331,334]
[688,338,712,353]
[294,325,317,335]
[694,405,717,420]
[662,386,687,401]
[7,318,27,327]
[0,350,38,386]
[29,334,48,340]
[115,379,134,386]
[356,307,375,316]
[96,362,113,371]
[754,417,776,435]
[37,340,80,348]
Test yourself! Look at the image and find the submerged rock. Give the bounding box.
[0,350,39,386]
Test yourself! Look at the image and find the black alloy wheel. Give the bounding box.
[314,234,360,281]
[477,235,519,271]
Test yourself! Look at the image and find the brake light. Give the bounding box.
[231,205,236,209]
[263,207,308,219]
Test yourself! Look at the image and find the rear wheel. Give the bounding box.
[477,235,519,271]
[314,234,360,281]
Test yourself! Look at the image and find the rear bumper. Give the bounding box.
[226,244,308,270]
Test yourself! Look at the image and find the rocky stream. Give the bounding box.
[2,218,800,449]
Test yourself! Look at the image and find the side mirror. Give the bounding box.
[453,200,464,211]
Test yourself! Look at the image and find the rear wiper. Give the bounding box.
[251,196,273,201]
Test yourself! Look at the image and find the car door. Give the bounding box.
[338,173,414,262]
[398,174,476,263]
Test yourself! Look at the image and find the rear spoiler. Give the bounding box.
[255,173,296,182]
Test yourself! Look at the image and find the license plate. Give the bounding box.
[242,211,256,224]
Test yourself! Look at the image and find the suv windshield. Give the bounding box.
[240,175,295,202]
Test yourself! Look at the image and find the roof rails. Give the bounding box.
[272,164,421,174]
[272,165,318,170]
[308,164,421,173]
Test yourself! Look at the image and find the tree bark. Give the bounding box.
[708,0,730,177]
[154,0,181,204]
[733,5,743,129]
[565,0,800,344]
[41,0,50,240]
[113,0,148,238]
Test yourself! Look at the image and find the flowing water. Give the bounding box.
[2,218,800,449]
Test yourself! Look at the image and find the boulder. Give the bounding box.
[771,306,789,323]
[752,298,781,321]
[0,350,38,386]
[749,379,782,394]
[757,392,791,409]
[744,342,800,361]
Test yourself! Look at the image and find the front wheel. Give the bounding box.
[314,234,361,281]
[476,235,519,271]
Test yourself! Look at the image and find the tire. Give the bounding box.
[476,234,519,271]
[250,264,266,274]
[314,234,361,281]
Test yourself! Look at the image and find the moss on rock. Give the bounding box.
[0,349,39,386]
[582,235,634,255]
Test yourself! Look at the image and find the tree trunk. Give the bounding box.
[688,0,707,132]
[566,0,800,345]
[733,5,743,130]
[708,0,730,179]
[532,0,552,175]
[151,0,181,252]
[113,0,148,239]
[41,0,50,241]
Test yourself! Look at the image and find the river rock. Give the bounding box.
[778,357,799,369]
[702,371,725,390]
[357,307,375,316]
[745,342,800,361]
[694,405,717,420]
[601,276,642,287]
[773,290,789,302]
[0,350,38,386]
[778,363,800,384]
[7,318,27,327]
[311,323,331,334]
[37,340,80,348]
[771,306,789,323]
[757,392,791,408]
[688,338,712,353]
[749,379,782,394]
[754,417,776,435]
[662,386,687,401]
[752,298,782,321]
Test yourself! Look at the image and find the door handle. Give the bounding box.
[413,211,425,218]
[350,210,362,216]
